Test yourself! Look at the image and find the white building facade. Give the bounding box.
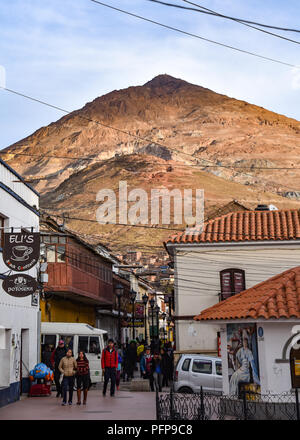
[165,210,300,354]
[0,158,40,407]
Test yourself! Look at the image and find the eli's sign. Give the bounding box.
[3,231,40,271]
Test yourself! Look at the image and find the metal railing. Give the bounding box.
[156,387,300,420]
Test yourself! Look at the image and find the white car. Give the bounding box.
[174,354,223,394]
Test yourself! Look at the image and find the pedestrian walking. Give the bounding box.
[51,339,67,397]
[125,340,137,380]
[121,343,127,382]
[160,347,173,388]
[151,351,162,392]
[140,347,154,391]
[116,348,122,391]
[137,340,145,377]
[58,349,77,406]
[76,351,90,405]
[101,339,118,397]
[42,344,53,369]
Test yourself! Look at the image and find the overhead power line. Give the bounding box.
[180,0,300,32]
[149,0,300,44]
[88,0,298,68]
[148,0,300,45]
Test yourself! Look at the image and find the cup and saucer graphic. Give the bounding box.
[11,246,33,262]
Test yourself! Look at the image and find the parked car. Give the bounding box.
[41,322,107,384]
[173,354,222,394]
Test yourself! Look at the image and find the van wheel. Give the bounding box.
[178,387,193,394]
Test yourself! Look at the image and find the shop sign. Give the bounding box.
[3,274,38,298]
[3,231,40,271]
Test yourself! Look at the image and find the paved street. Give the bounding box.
[0,389,156,420]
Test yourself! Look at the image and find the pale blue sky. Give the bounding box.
[0,0,299,147]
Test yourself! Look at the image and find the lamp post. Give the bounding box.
[142,293,148,345]
[149,297,155,343]
[130,289,137,340]
[161,312,166,343]
[115,283,124,346]
[154,304,160,345]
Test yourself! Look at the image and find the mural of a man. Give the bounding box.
[229,337,260,395]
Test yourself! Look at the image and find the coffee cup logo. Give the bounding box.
[11,246,33,262]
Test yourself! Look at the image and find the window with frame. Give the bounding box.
[192,360,212,374]
[220,268,245,301]
[42,235,66,263]
[78,336,101,355]
[216,362,222,376]
[181,358,191,371]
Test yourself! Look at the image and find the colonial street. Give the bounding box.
[0,390,156,420]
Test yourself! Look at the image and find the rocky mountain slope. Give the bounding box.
[2,74,300,252]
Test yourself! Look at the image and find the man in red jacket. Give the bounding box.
[101,339,118,397]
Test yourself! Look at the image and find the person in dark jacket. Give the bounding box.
[101,339,118,397]
[76,351,90,405]
[51,340,67,397]
[140,347,154,391]
[160,347,173,387]
[124,341,137,381]
[42,345,53,369]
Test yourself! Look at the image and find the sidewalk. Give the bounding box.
[0,389,156,420]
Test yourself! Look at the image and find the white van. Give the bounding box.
[41,322,107,383]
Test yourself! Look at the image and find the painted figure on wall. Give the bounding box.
[227,324,260,395]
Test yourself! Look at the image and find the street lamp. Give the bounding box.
[161,312,166,343]
[149,297,155,343]
[115,283,124,345]
[130,289,137,340]
[154,304,160,344]
[142,293,148,345]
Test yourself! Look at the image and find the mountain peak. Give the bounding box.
[144,74,189,88]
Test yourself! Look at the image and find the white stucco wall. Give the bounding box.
[172,243,300,352]
[0,161,39,388]
[218,319,300,395]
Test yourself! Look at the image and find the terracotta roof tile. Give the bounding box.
[194,266,300,321]
[166,209,300,245]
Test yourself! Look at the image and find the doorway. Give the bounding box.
[20,329,29,394]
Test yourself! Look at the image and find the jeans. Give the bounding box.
[153,372,162,392]
[116,370,121,387]
[54,368,62,395]
[62,376,75,403]
[103,368,116,396]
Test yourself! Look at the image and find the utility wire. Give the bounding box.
[180,0,300,33]
[148,0,300,45]
[89,0,298,68]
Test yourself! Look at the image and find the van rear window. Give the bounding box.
[182,358,191,371]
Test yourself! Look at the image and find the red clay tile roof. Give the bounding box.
[194,266,300,321]
[166,209,300,245]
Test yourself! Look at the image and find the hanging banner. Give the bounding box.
[3,274,38,298]
[127,302,145,328]
[3,231,40,271]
